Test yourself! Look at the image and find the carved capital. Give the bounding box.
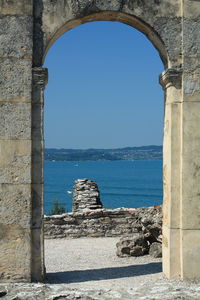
[33,67,48,89]
[159,68,182,89]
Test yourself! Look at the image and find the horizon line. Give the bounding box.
[45,145,162,151]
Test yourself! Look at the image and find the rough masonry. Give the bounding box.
[72,179,103,212]
[44,206,162,239]
[0,0,200,282]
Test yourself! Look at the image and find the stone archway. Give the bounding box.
[0,0,200,282]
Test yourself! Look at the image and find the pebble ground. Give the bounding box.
[1,237,200,299]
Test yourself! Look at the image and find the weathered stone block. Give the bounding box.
[183,71,200,95]
[0,58,32,102]
[0,224,31,282]
[32,184,43,229]
[32,140,44,184]
[183,1,200,19]
[0,0,33,15]
[181,229,200,280]
[32,139,44,160]
[0,102,31,139]
[116,234,149,257]
[0,140,31,184]
[122,0,181,19]
[163,103,181,229]
[31,228,44,281]
[0,16,33,58]
[32,154,43,184]
[149,242,162,258]
[183,19,200,57]
[162,226,181,279]
[0,183,31,227]
[153,17,182,64]
[32,104,43,140]
[181,102,200,229]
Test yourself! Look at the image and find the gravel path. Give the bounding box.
[45,237,163,289]
[1,237,200,299]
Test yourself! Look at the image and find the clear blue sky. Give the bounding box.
[44,21,164,149]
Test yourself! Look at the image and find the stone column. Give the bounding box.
[31,67,48,281]
[179,0,200,279]
[0,1,34,282]
[160,68,183,279]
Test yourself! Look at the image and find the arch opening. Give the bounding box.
[43,20,164,285]
[43,11,168,68]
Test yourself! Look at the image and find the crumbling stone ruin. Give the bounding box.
[44,206,162,240]
[73,179,103,212]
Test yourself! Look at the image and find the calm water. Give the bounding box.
[44,160,163,215]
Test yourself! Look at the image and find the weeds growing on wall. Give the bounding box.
[50,199,66,215]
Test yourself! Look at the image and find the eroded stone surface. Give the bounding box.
[73,179,103,212]
[116,234,149,257]
[149,242,162,258]
[0,58,32,101]
[44,206,162,239]
[1,281,200,300]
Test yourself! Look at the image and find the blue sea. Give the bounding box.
[45,160,163,215]
[44,160,163,215]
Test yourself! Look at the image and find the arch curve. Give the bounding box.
[43,11,168,67]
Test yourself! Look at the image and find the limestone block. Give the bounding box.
[181,229,200,280]
[183,57,200,74]
[183,71,200,96]
[32,140,43,184]
[0,16,33,58]
[32,139,44,161]
[0,58,32,102]
[181,102,200,229]
[183,18,200,57]
[32,104,44,141]
[32,155,44,184]
[32,140,44,184]
[165,85,182,104]
[153,17,182,64]
[163,103,181,229]
[122,0,181,19]
[183,1,200,19]
[32,184,43,229]
[0,140,31,184]
[0,102,31,139]
[0,0,33,15]
[0,224,31,282]
[162,225,181,279]
[0,184,31,227]
[31,228,44,281]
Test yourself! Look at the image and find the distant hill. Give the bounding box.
[45,145,162,161]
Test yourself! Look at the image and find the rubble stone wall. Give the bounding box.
[44,206,162,240]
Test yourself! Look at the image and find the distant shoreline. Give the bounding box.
[45,145,162,161]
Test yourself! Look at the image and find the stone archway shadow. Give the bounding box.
[46,262,162,284]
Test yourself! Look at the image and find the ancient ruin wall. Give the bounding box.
[72,179,103,212]
[44,206,162,240]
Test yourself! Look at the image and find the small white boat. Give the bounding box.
[67,190,72,194]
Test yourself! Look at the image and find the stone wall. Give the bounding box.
[44,206,162,240]
[73,179,103,212]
